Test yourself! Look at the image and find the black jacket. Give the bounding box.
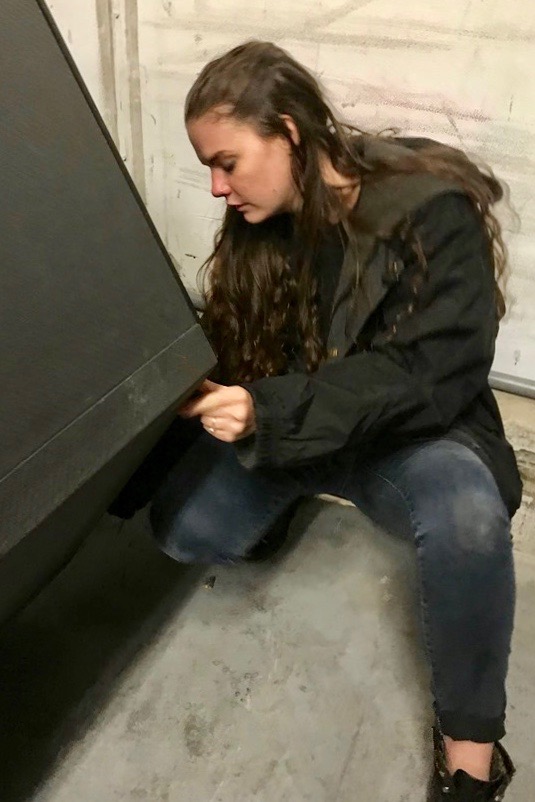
[239,140,523,517]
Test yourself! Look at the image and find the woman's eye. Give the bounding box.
[222,162,236,174]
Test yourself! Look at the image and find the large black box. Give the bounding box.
[0,0,216,621]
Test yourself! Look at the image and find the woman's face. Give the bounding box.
[187,111,300,224]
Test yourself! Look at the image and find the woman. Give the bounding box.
[112,40,522,800]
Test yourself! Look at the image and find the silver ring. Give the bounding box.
[208,426,215,433]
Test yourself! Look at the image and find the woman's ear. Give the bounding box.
[280,114,300,146]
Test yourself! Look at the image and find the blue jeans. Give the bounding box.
[150,431,515,743]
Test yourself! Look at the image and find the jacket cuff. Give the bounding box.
[234,382,285,469]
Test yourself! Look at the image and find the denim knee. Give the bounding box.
[399,442,513,563]
[149,495,242,564]
[447,482,511,557]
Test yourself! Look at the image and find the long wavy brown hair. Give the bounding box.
[185,40,508,383]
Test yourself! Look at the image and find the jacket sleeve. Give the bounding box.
[238,192,498,468]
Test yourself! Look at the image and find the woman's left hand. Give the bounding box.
[178,380,257,442]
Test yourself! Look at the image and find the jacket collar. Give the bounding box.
[326,137,459,358]
[350,136,456,236]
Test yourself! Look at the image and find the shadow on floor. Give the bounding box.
[0,511,204,802]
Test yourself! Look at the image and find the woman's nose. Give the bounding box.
[211,169,230,198]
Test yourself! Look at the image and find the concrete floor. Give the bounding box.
[1,392,534,802]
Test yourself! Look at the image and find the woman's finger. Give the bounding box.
[201,415,246,435]
[189,386,253,416]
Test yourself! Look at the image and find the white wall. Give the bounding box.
[46,1,108,121]
[47,0,535,386]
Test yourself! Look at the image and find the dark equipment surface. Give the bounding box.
[0,0,216,622]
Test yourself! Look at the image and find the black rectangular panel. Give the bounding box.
[0,0,215,572]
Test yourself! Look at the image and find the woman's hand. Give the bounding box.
[179,380,256,442]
